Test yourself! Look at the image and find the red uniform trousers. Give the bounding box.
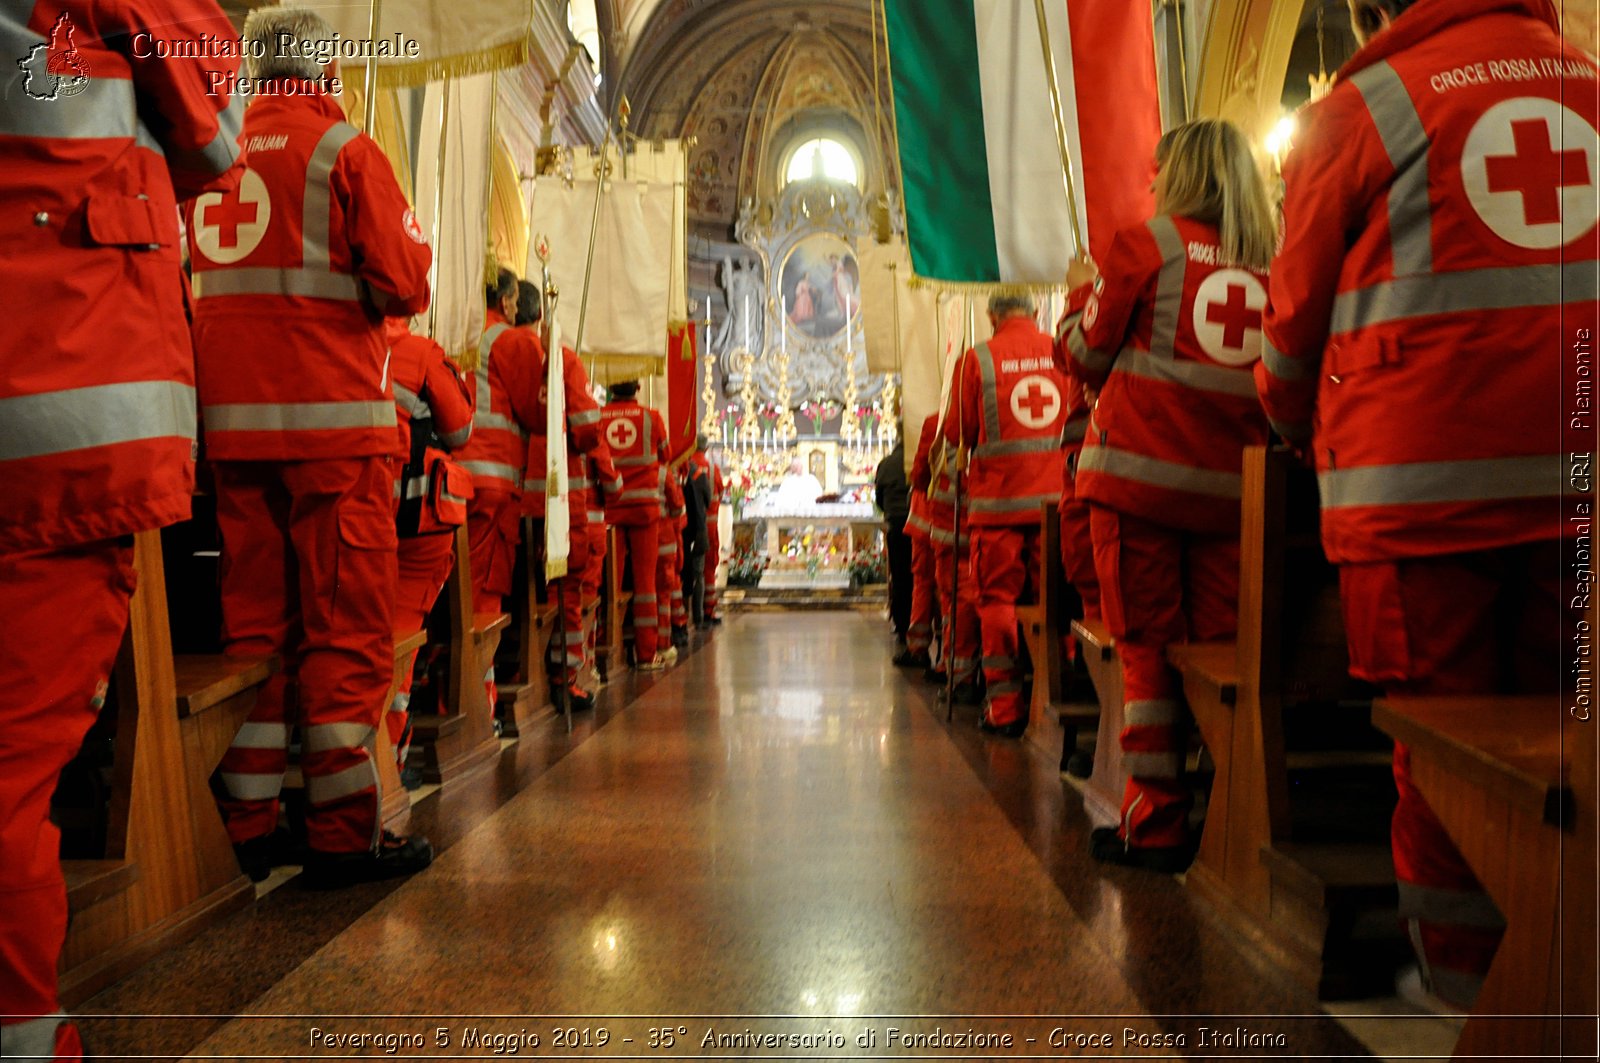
[971,526,1041,726]
[659,528,682,635]
[1340,541,1559,1008]
[214,458,395,855]
[1090,505,1237,848]
[546,526,590,690]
[389,530,456,767]
[611,518,661,662]
[582,522,607,669]
[1060,491,1100,621]
[703,524,721,620]
[0,541,134,1052]
[932,538,981,683]
[907,535,936,655]
[466,489,520,615]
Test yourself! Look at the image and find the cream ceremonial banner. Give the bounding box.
[283,0,534,87]
[859,237,937,376]
[570,143,688,327]
[544,316,570,579]
[412,73,493,362]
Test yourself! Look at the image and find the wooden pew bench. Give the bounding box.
[1073,617,1126,826]
[495,519,560,737]
[60,532,272,1005]
[1018,501,1100,773]
[596,526,632,677]
[1166,446,1398,999]
[1372,694,1589,1059]
[408,526,505,784]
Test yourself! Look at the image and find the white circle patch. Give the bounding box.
[402,208,428,245]
[1193,269,1267,366]
[1009,374,1062,430]
[1462,97,1598,250]
[193,168,271,264]
[606,418,638,452]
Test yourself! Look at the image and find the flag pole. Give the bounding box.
[1031,0,1091,263]
[362,0,383,132]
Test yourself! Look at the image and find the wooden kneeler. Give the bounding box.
[496,519,557,738]
[407,526,506,785]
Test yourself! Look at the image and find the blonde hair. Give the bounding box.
[1153,119,1276,272]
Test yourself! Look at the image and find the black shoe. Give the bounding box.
[708,616,723,626]
[554,685,596,713]
[979,715,1028,738]
[302,831,434,889]
[671,626,690,649]
[400,765,425,791]
[1089,827,1193,873]
[893,649,931,669]
[232,827,305,883]
[923,666,948,685]
[952,680,984,706]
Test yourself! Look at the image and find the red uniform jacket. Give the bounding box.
[3,0,243,551]
[600,399,669,526]
[188,86,430,461]
[1257,0,1593,563]
[389,325,474,460]
[907,413,939,540]
[522,344,605,528]
[658,467,686,545]
[1062,215,1270,534]
[585,442,622,529]
[455,310,542,497]
[945,317,1067,526]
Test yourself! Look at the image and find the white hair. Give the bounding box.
[988,292,1037,318]
[242,6,336,81]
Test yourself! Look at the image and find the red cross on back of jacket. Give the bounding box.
[601,399,667,526]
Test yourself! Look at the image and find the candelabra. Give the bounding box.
[775,349,796,445]
[840,349,860,447]
[739,347,759,450]
[880,374,900,451]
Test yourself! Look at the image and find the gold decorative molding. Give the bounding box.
[1194,0,1310,140]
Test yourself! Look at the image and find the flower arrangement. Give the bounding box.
[856,404,881,437]
[727,545,769,588]
[799,397,840,436]
[847,545,888,587]
[755,402,781,441]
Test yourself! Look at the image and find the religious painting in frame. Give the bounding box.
[780,233,861,343]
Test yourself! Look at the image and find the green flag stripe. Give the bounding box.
[886,0,1000,284]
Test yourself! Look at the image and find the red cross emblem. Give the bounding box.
[1464,98,1598,251]
[1009,374,1062,430]
[606,417,639,453]
[192,169,271,264]
[1193,270,1267,366]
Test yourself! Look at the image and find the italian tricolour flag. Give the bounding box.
[885,0,1162,286]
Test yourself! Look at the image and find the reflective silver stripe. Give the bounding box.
[1261,335,1319,383]
[620,489,661,502]
[1268,417,1312,445]
[982,655,1016,670]
[571,476,593,490]
[1125,699,1183,728]
[641,410,653,454]
[1319,455,1562,508]
[303,721,375,753]
[523,478,547,493]
[192,267,362,301]
[1331,261,1597,333]
[404,476,427,501]
[390,691,412,714]
[441,424,471,448]
[634,594,658,602]
[968,493,1056,514]
[565,632,586,645]
[0,73,136,139]
[479,323,511,360]
[204,400,394,433]
[231,721,289,750]
[162,95,247,177]
[614,455,656,467]
[988,680,1024,695]
[220,771,283,801]
[393,478,404,500]
[608,478,624,494]
[1109,348,1259,398]
[1067,326,1114,376]
[1350,61,1433,277]
[1122,751,1182,779]
[464,460,520,482]
[570,408,601,427]
[394,384,430,420]
[1147,215,1187,358]
[475,410,524,436]
[1,1010,67,1060]
[302,123,359,271]
[474,324,526,435]
[974,343,1002,443]
[951,656,978,671]
[635,617,658,627]
[658,545,674,556]
[305,759,379,805]
[444,489,469,506]
[0,380,196,462]
[973,436,1060,458]
[1077,444,1241,499]
[1397,882,1505,929]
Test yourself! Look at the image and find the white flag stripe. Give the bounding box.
[972,0,1087,278]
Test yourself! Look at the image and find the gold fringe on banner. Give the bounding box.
[344,37,531,92]
[904,275,1065,297]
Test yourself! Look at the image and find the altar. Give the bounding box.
[738,500,880,590]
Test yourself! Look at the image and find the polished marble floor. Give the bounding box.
[76,612,1408,1060]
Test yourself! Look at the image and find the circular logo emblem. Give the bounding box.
[606,418,638,452]
[1009,374,1063,430]
[402,208,428,245]
[192,169,271,264]
[1193,269,1267,366]
[1082,292,1101,331]
[1462,97,1598,250]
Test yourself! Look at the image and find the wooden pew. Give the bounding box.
[1167,446,1396,998]
[495,518,557,738]
[596,526,632,678]
[1017,501,1101,772]
[1073,617,1127,826]
[376,628,427,825]
[1372,695,1589,1059]
[407,526,506,784]
[60,531,272,1005]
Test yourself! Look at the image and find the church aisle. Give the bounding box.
[91,612,1371,1059]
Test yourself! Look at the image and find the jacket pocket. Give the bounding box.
[84,193,172,248]
[1325,333,1401,379]
[338,493,399,552]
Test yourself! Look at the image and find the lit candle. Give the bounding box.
[781,296,788,356]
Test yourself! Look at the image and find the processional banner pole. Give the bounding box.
[1030,0,1091,265]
